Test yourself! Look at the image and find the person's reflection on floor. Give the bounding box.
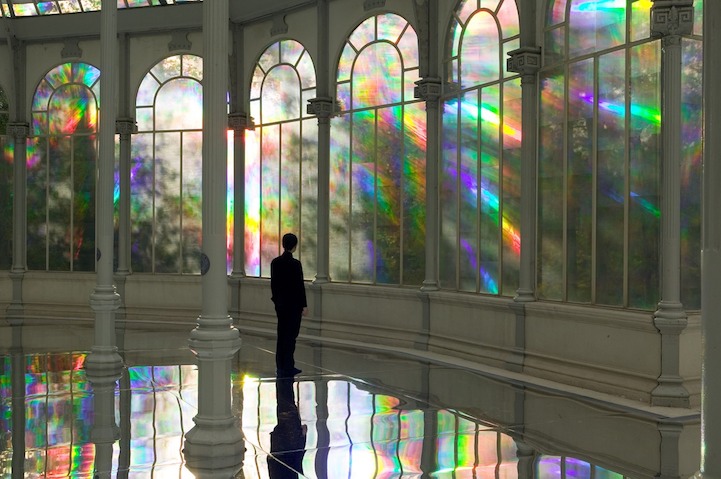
[268,377,307,478]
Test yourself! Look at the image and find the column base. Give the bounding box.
[652,301,690,408]
[6,270,26,326]
[183,417,244,471]
[420,280,438,292]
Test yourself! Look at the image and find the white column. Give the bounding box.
[414,78,441,291]
[650,0,694,408]
[310,0,331,285]
[6,122,28,325]
[506,46,541,371]
[86,0,122,374]
[700,0,721,476]
[183,0,243,468]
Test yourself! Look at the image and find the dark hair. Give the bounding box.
[282,233,298,251]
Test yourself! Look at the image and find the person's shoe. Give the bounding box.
[290,367,302,375]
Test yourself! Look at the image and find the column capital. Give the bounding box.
[228,112,255,131]
[6,122,29,140]
[414,77,442,102]
[506,47,542,76]
[306,97,337,118]
[651,1,694,38]
[115,118,138,136]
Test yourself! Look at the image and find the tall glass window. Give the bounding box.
[246,39,318,278]
[539,0,702,309]
[133,54,204,274]
[440,0,521,296]
[27,62,100,271]
[0,85,11,270]
[330,13,426,285]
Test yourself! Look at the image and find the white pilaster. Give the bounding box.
[699,0,721,476]
[86,0,122,374]
[650,0,694,408]
[184,0,243,466]
[6,122,28,325]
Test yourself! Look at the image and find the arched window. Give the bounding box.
[330,13,426,285]
[132,54,204,274]
[0,84,11,270]
[246,39,318,278]
[440,0,521,295]
[27,62,100,271]
[538,0,702,309]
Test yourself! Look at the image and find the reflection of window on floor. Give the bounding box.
[537,456,627,479]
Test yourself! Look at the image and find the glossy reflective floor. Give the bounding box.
[0,321,701,478]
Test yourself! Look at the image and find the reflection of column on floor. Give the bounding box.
[87,369,120,479]
[10,325,25,479]
[314,378,330,478]
[515,441,537,479]
[116,368,131,479]
[420,409,438,477]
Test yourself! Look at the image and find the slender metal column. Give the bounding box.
[6,122,28,325]
[184,0,243,468]
[650,0,694,408]
[228,23,254,322]
[699,0,721,476]
[86,0,122,374]
[310,0,331,286]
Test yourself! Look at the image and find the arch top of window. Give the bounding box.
[337,13,419,84]
[448,0,519,58]
[32,62,100,113]
[137,54,202,108]
[250,39,316,101]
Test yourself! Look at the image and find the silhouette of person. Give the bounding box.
[270,233,308,377]
[268,378,306,478]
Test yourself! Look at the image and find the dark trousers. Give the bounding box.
[275,306,302,371]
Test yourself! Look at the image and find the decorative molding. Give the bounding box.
[6,122,29,140]
[506,46,542,76]
[651,2,694,38]
[61,39,82,59]
[270,14,288,36]
[227,112,255,131]
[168,30,192,52]
[413,77,442,102]
[115,118,138,136]
[306,97,337,118]
[364,0,386,10]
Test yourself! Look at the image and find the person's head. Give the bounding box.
[282,233,298,252]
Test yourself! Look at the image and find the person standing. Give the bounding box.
[270,233,308,377]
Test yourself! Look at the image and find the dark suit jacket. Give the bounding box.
[270,251,307,311]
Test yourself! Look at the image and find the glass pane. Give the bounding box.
[155,78,202,131]
[261,125,281,277]
[544,26,566,67]
[280,39,304,66]
[27,138,47,270]
[376,106,402,285]
[258,42,280,73]
[680,38,702,310]
[352,43,403,109]
[48,84,98,135]
[566,59,593,303]
[459,90,480,292]
[181,54,203,80]
[72,134,96,271]
[628,41,660,310]
[496,0,520,39]
[440,99,459,289]
[538,68,565,300]
[262,65,301,123]
[631,0,652,42]
[377,13,406,43]
[48,136,72,271]
[136,73,160,107]
[568,0,625,58]
[502,79,521,296]
[547,0,567,26]
[337,43,356,84]
[461,10,500,88]
[130,133,154,273]
[33,79,54,112]
[330,114,352,282]
[457,0,477,25]
[150,55,181,83]
[181,131,202,274]
[154,132,181,273]
[480,86,501,294]
[596,50,625,306]
[280,121,301,238]
[245,129,261,276]
[397,25,419,70]
[300,119,318,279]
[403,102,426,286]
[296,50,316,90]
[349,16,376,50]
[350,110,375,283]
